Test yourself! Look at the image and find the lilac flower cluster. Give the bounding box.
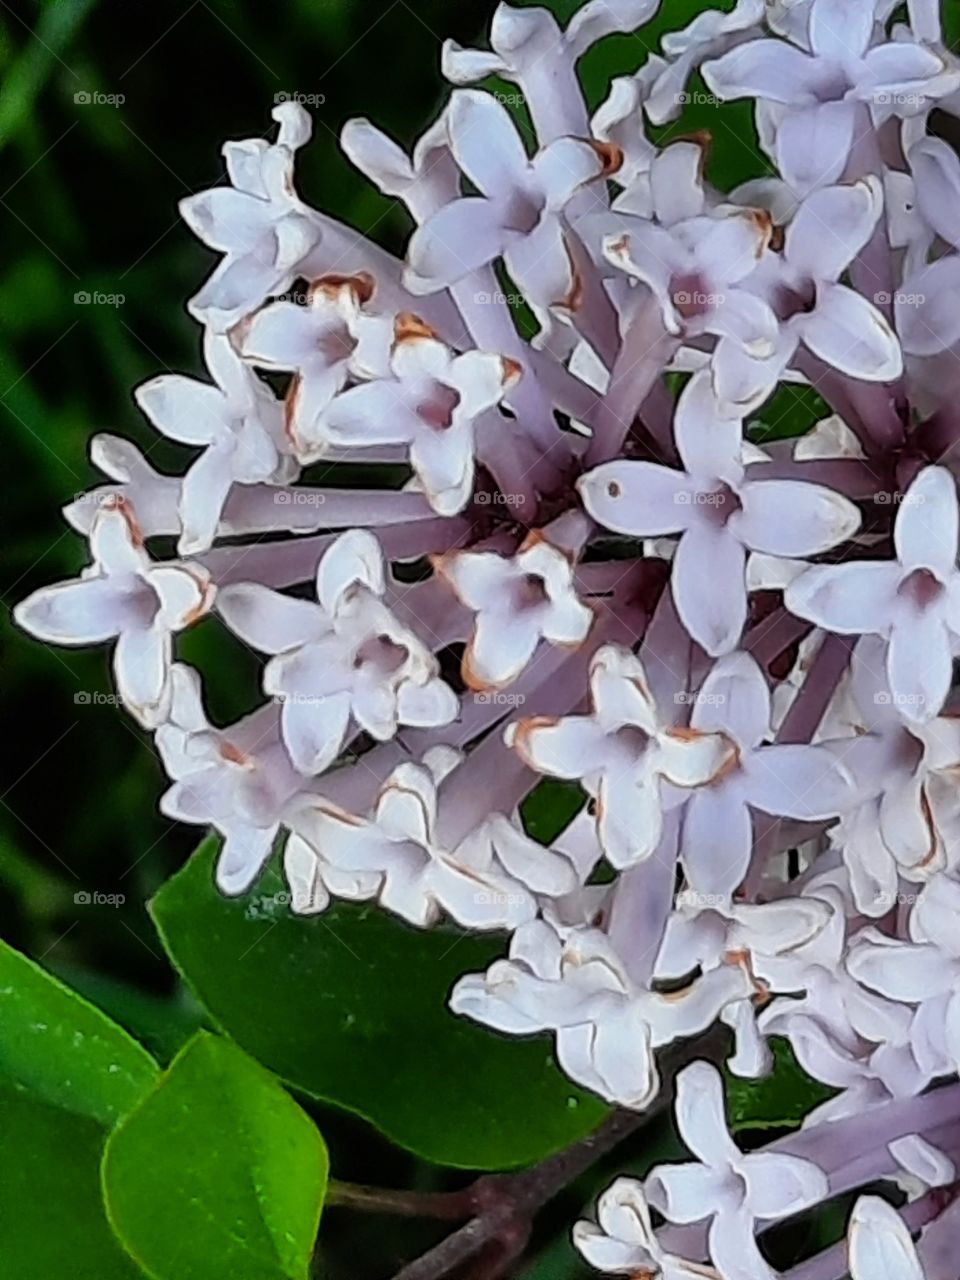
[16,0,960,1271]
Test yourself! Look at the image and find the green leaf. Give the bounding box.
[152,837,610,1169]
[0,1082,145,1280]
[749,384,832,445]
[520,778,587,844]
[102,1032,329,1280]
[0,940,158,1278]
[727,1039,835,1132]
[0,937,158,1127]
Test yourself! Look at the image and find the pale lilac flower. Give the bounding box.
[579,372,860,655]
[452,919,753,1108]
[156,664,306,894]
[405,89,610,329]
[135,330,295,554]
[601,175,782,411]
[320,318,521,514]
[442,1,662,141]
[646,1062,828,1279]
[217,529,457,774]
[703,0,958,194]
[787,465,960,722]
[573,1179,708,1278]
[433,523,593,690]
[507,643,736,867]
[15,496,214,727]
[643,0,766,125]
[752,178,903,385]
[298,749,577,929]
[678,651,857,895]
[236,271,392,458]
[180,102,320,329]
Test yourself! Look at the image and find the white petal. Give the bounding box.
[894,466,958,576]
[578,461,691,536]
[785,179,882,284]
[135,374,228,445]
[888,613,952,723]
[406,197,508,291]
[672,526,747,657]
[702,39,821,105]
[681,787,753,898]
[674,1060,741,1169]
[778,101,860,194]
[447,88,529,196]
[800,283,903,382]
[809,0,874,59]
[897,257,960,357]
[218,583,327,653]
[216,823,279,896]
[736,479,860,556]
[114,622,171,725]
[847,1196,924,1280]
[14,578,132,645]
[785,561,901,635]
[178,443,236,555]
[745,1151,828,1219]
[317,529,384,613]
[674,369,743,485]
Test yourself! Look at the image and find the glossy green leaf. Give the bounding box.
[0,937,158,1127]
[0,940,157,1278]
[727,1039,835,1132]
[102,1032,328,1280]
[152,837,609,1169]
[749,384,832,444]
[0,1082,145,1280]
[521,778,587,844]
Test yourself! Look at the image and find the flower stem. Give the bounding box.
[326,1181,475,1221]
[388,1027,729,1280]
